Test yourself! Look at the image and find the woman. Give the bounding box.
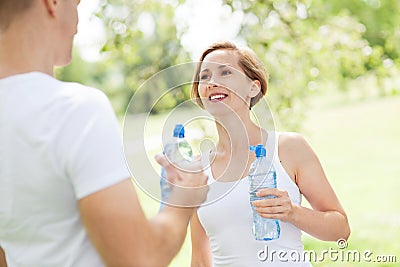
[190,41,350,266]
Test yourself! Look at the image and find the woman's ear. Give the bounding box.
[249,80,261,98]
[43,0,58,17]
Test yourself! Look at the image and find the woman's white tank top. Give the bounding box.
[197,132,312,266]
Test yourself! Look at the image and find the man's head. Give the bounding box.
[0,0,80,70]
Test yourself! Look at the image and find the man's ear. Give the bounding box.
[43,0,58,17]
[249,80,261,98]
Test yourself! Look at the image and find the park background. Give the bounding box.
[59,0,399,266]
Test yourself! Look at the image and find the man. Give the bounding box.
[0,1,208,266]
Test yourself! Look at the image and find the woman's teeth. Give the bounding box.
[209,94,227,101]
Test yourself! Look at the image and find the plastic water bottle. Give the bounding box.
[248,144,280,241]
[160,124,193,208]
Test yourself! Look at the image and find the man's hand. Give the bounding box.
[155,154,209,208]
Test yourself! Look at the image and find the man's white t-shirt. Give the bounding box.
[0,72,131,266]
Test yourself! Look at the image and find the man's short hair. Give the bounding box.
[0,0,34,31]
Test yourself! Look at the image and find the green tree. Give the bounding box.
[98,0,191,115]
[222,0,387,129]
[58,0,399,130]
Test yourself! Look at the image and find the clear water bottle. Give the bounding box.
[248,144,280,241]
[160,124,193,208]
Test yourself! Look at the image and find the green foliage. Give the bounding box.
[57,0,399,130]
[222,0,399,129]
[97,0,191,115]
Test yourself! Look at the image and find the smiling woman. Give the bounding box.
[189,41,350,267]
[197,51,262,116]
[191,41,267,111]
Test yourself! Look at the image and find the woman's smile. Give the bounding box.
[209,93,228,102]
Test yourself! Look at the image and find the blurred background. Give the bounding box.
[58,0,400,266]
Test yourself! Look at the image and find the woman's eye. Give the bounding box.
[200,74,210,80]
[221,70,232,76]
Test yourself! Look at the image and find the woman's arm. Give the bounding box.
[190,212,213,267]
[0,245,7,267]
[253,133,350,241]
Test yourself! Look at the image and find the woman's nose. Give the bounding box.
[207,79,219,88]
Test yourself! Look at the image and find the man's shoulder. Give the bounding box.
[50,80,111,111]
[57,80,106,101]
[38,77,114,121]
[4,72,109,106]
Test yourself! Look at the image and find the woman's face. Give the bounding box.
[198,49,258,116]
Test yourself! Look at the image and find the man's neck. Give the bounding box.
[0,23,54,79]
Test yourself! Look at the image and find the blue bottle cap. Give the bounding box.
[173,124,185,138]
[249,144,266,157]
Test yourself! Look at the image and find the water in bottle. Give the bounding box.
[248,144,280,241]
[160,124,193,208]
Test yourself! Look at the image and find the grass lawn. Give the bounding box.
[129,95,400,266]
[300,95,400,266]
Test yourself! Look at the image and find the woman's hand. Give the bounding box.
[252,188,297,223]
